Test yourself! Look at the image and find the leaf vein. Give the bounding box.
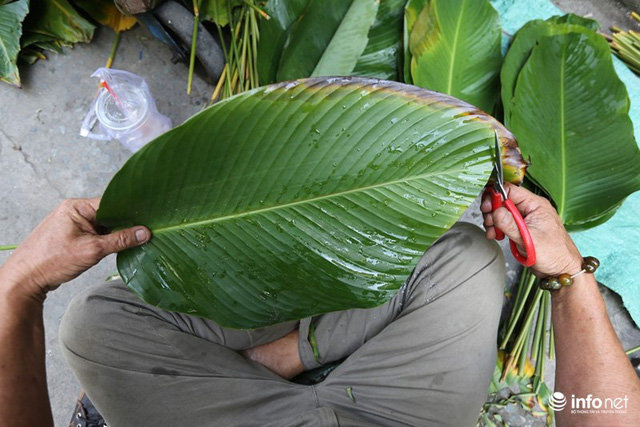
[153,168,473,234]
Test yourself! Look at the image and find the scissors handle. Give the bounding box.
[503,199,537,267]
[483,187,537,267]
[483,187,505,240]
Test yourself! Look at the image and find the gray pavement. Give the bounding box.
[1,1,639,425]
[0,26,211,425]
[553,0,640,31]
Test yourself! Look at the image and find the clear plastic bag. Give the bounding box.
[80,68,172,153]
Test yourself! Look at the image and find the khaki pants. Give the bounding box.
[60,222,504,426]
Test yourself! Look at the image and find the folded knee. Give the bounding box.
[406,222,505,312]
[59,286,109,359]
[447,222,504,264]
[427,222,504,276]
[59,281,140,366]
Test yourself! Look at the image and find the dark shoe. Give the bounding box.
[69,392,107,427]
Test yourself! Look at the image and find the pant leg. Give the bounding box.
[308,222,505,426]
[59,281,330,427]
[61,221,503,426]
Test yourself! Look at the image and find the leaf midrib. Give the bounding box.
[153,167,473,234]
[446,0,465,94]
[558,48,567,218]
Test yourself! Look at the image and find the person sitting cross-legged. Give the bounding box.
[0,184,638,426]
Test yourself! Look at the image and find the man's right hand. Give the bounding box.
[0,198,150,299]
[481,183,583,278]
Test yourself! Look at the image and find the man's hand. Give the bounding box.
[0,198,149,427]
[0,198,150,298]
[481,183,582,278]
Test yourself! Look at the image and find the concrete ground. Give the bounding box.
[0,26,211,425]
[0,1,639,425]
[553,0,640,30]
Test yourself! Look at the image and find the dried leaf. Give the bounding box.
[73,0,137,32]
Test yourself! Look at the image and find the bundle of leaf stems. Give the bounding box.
[606,12,640,75]
[210,0,269,103]
[499,268,554,390]
[187,0,202,94]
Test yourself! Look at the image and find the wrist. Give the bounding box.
[563,254,584,276]
[550,273,599,306]
[0,263,47,304]
[540,256,600,293]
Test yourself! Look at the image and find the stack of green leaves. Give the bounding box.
[256,0,405,85]
[502,14,640,230]
[19,0,95,65]
[0,0,136,87]
[0,0,94,86]
[498,13,640,395]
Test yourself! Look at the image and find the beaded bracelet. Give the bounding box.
[539,256,600,291]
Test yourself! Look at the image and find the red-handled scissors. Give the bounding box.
[483,133,536,267]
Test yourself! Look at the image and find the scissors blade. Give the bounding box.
[493,132,508,200]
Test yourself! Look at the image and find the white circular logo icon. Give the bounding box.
[549,391,567,411]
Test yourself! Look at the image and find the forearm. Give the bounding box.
[0,267,53,427]
[552,274,640,425]
[0,199,149,426]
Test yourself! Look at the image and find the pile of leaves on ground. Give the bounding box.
[0,0,136,87]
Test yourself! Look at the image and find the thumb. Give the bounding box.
[493,207,523,246]
[503,183,540,216]
[97,226,151,256]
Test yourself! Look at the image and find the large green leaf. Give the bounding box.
[409,0,502,113]
[22,0,95,47]
[256,0,309,85]
[0,0,28,87]
[500,14,599,123]
[97,77,520,329]
[276,0,378,81]
[507,30,640,229]
[351,0,404,80]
